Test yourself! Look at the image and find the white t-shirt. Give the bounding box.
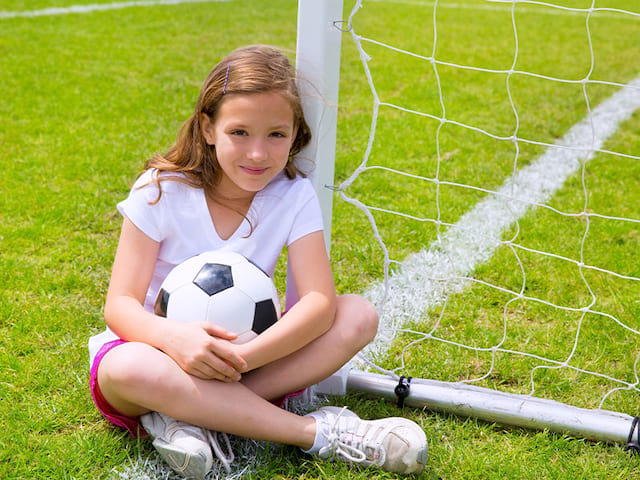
[88,169,324,364]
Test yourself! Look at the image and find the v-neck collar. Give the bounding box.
[200,188,257,241]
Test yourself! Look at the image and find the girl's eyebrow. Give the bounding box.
[225,121,293,131]
[271,123,294,130]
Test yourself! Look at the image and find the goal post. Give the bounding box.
[295,0,640,451]
[295,0,343,253]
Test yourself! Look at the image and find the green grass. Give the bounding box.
[1,0,640,478]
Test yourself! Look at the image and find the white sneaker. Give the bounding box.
[307,406,428,474]
[140,412,213,480]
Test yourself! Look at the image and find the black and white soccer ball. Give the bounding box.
[154,251,280,344]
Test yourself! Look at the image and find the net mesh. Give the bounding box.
[334,0,640,415]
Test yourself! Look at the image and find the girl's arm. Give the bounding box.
[234,230,337,372]
[104,217,247,381]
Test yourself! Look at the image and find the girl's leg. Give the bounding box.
[240,294,379,401]
[97,342,316,449]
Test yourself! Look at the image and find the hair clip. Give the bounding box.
[222,64,231,94]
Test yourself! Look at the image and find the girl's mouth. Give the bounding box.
[241,166,268,176]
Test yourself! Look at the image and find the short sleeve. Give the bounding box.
[116,170,165,242]
[286,180,324,246]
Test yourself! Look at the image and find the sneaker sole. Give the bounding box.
[415,440,428,473]
[152,437,212,480]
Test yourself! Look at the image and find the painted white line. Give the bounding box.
[0,0,232,19]
[362,75,640,362]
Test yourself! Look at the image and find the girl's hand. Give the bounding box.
[162,321,248,381]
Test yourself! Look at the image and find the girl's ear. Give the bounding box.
[201,113,216,145]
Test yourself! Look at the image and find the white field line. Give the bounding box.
[361,75,640,363]
[0,0,232,19]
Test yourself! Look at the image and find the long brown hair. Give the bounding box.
[145,45,312,199]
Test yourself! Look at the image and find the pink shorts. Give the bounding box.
[90,339,305,437]
[90,339,145,437]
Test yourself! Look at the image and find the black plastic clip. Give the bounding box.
[332,20,353,33]
[394,375,412,408]
[625,417,640,455]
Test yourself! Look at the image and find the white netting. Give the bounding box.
[336,0,640,414]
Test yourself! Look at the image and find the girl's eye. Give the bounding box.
[270,131,286,138]
[231,129,248,136]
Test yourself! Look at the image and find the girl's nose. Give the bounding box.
[248,139,268,162]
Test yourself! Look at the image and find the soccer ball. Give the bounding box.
[154,251,280,344]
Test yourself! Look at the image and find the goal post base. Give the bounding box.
[341,369,636,446]
[313,362,351,396]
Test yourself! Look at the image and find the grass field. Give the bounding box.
[1,0,639,478]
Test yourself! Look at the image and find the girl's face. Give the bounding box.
[202,91,297,201]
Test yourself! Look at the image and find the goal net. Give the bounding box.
[309,0,640,445]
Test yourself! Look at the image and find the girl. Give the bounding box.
[88,45,428,479]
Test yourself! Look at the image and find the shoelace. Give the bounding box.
[318,407,386,466]
[206,430,235,473]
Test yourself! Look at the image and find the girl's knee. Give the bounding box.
[336,294,379,345]
[98,342,164,392]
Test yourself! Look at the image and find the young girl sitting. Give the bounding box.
[88,44,428,479]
